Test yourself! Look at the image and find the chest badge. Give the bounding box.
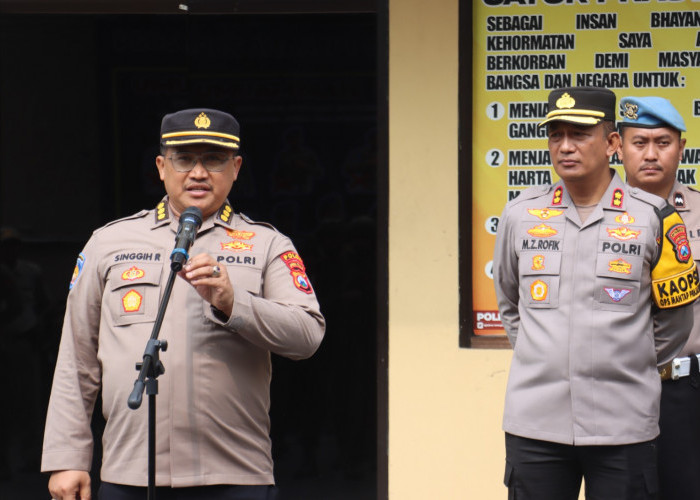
[607,227,641,241]
[608,258,632,274]
[615,212,635,224]
[528,208,563,221]
[225,229,255,240]
[121,266,145,281]
[527,224,557,238]
[122,289,143,313]
[531,255,545,271]
[530,280,548,301]
[221,241,253,252]
[604,287,631,302]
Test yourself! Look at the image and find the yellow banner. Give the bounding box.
[471,1,700,335]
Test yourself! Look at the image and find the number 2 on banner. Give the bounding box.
[486,149,504,168]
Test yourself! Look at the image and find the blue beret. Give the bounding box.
[619,96,686,132]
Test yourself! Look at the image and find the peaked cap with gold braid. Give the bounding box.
[539,86,616,127]
[161,108,240,150]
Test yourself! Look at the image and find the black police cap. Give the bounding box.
[539,86,616,127]
[160,108,240,150]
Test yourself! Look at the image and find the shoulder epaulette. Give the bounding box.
[94,210,150,233]
[627,186,667,210]
[682,185,700,197]
[239,213,279,232]
[506,184,553,208]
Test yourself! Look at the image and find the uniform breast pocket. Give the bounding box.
[519,251,561,309]
[224,265,263,298]
[107,263,163,326]
[201,264,264,318]
[594,253,643,311]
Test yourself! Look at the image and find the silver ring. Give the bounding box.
[212,265,221,278]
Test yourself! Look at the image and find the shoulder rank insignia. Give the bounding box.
[551,186,563,206]
[155,201,169,222]
[611,188,624,208]
[674,192,685,209]
[217,204,233,225]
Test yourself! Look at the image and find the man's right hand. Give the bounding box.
[48,470,91,500]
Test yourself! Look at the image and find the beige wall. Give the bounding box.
[388,0,512,498]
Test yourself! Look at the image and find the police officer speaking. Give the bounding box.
[41,108,325,500]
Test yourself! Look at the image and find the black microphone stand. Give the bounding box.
[127,267,178,500]
[127,206,201,499]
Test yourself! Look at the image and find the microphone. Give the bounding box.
[170,206,203,271]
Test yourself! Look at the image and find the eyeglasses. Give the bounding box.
[167,152,235,172]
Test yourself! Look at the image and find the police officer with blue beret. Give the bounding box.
[618,95,700,500]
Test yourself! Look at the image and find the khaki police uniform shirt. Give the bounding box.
[670,181,700,357]
[41,198,325,487]
[494,171,696,446]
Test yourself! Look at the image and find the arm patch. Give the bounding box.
[652,210,700,308]
[280,251,313,294]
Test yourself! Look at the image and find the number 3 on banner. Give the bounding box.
[485,216,499,235]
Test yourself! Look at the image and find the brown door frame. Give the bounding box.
[0,1,389,498]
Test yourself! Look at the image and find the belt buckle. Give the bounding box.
[671,358,682,380]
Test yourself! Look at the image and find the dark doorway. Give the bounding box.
[0,8,381,499]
